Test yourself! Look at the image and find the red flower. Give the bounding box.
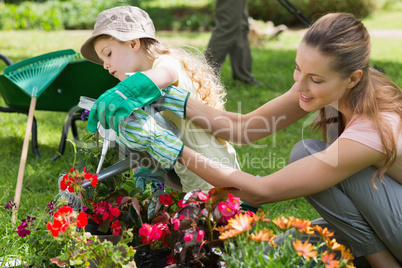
[47,206,81,237]
[60,175,70,191]
[60,167,98,194]
[166,254,176,264]
[178,199,186,208]
[47,221,62,237]
[116,196,124,205]
[84,173,98,187]
[54,206,73,218]
[110,206,121,217]
[110,220,122,235]
[159,194,173,206]
[76,212,88,228]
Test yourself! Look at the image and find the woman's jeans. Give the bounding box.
[287,139,402,263]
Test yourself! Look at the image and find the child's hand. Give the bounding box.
[118,109,184,170]
[87,72,162,134]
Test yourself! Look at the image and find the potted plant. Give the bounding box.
[136,187,245,267]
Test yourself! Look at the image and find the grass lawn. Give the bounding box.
[0,2,401,261]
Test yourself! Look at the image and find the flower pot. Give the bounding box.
[85,219,113,235]
[134,247,171,268]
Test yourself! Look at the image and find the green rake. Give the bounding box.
[4,49,78,224]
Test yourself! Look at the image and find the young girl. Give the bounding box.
[114,12,402,267]
[80,6,239,193]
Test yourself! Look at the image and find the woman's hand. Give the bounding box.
[186,86,308,144]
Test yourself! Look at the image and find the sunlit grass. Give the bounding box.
[1,2,401,235]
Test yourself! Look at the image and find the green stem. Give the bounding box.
[207,210,213,241]
[79,192,83,212]
[74,232,102,264]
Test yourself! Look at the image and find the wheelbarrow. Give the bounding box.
[0,53,119,159]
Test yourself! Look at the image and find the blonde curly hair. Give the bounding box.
[139,38,227,110]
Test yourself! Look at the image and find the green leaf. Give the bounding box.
[98,219,111,233]
[50,251,71,266]
[129,205,142,227]
[147,190,164,219]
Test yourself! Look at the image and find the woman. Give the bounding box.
[178,13,402,266]
[93,12,402,266]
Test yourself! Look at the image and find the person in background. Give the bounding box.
[205,0,261,85]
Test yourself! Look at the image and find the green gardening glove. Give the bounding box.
[87,72,162,135]
[118,109,184,170]
[125,73,190,119]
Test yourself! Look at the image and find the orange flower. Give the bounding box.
[219,229,242,240]
[314,225,335,238]
[215,224,231,233]
[321,251,340,268]
[249,228,276,244]
[292,240,317,261]
[292,218,314,234]
[252,210,270,223]
[324,237,344,251]
[272,216,294,230]
[340,247,355,262]
[227,213,253,233]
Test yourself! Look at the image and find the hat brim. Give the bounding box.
[80,30,157,65]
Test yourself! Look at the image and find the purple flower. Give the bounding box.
[5,199,16,211]
[83,206,88,212]
[157,182,165,191]
[47,200,55,215]
[47,200,55,210]
[81,110,89,121]
[14,217,36,238]
[15,227,30,238]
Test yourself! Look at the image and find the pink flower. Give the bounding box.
[139,224,153,244]
[172,218,181,231]
[197,191,209,201]
[184,233,193,243]
[150,226,163,241]
[196,230,205,242]
[227,193,240,210]
[218,202,236,220]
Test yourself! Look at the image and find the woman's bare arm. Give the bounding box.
[186,84,308,144]
[179,138,385,206]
